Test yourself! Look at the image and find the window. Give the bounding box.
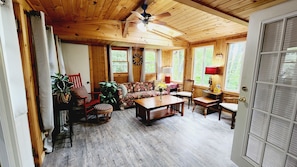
[224,41,246,92]
[172,49,185,82]
[193,45,214,86]
[145,50,156,73]
[111,49,128,73]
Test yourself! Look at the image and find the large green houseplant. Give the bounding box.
[51,73,73,104]
[99,81,118,106]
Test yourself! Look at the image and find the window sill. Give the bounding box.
[222,90,239,96]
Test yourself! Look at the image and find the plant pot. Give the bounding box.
[57,93,71,104]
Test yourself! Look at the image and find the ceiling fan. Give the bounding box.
[128,0,171,28]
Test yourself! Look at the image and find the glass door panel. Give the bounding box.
[258,54,278,83]
[249,110,269,139]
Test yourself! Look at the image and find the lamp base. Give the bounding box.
[208,77,213,91]
[165,76,171,83]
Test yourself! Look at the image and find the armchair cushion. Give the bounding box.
[176,91,192,97]
[72,85,91,106]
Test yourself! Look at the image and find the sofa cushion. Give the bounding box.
[144,82,154,91]
[133,82,144,92]
[72,86,91,106]
[123,82,134,93]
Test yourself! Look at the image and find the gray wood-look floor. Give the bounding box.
[43,105,238,167]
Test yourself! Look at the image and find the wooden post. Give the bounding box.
[13,1,44,166]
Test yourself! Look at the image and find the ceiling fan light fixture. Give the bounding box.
[137,22,147,32]
[137,20,154,32]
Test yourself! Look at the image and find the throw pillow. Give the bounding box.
[118,84,128,97]
[71,86,91,106]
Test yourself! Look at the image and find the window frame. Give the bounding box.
[192,45,214,86]
[224,40,246,93]
[111,47,129,74]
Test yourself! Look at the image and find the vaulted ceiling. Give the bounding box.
[26,0,287,49]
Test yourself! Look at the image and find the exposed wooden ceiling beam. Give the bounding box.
[173,0,249,26]
[53,20,122,26]
[53,23,189,48]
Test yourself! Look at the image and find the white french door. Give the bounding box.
[231,1,297,167]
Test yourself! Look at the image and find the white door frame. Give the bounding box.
[231,1,297,166]
[0,33,20,167]
[0,0,34,166]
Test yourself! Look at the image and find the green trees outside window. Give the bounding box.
[193,45,214,86]
[225,41,246,92]
[111,50,128,73]
[172,50,185,82]
[145,50,156,73]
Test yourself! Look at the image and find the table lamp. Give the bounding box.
[205,67,219,91]
[163,67,172,83]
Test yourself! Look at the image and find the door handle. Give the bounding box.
[238,97,246,102]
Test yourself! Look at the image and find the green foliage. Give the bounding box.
[51,73,73,95]
[193,46,213,85]
[99,81,118,105]
[225,42,246,92]
[145,51,156,73]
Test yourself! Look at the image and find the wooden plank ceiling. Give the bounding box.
[25,0,287,49]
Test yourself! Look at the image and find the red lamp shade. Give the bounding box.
[205,67,219,75]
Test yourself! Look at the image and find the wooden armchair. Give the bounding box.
[219,96,239,129]
[176,79,194,108]
[68,73,100,121]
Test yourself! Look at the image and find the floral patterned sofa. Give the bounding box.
[117,81,170,110]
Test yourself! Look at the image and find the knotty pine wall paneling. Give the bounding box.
[132,48,142,82]
[161,50,172,82]
[89,45,108,90]
[13,1,44,166]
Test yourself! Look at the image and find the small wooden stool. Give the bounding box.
[192,97,219,117]
[94,104,113,121]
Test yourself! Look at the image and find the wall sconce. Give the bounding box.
[205,66,219,91]
[216,53,223,59]
[162,66,172,83]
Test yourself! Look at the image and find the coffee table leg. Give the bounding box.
[181,102,184,116]
[136,104,139,117]
[146,110,151,126]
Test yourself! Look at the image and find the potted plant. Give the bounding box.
[51,73,73,104]
[99,81,118,106]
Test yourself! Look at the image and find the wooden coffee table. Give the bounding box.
[135,95,185,125]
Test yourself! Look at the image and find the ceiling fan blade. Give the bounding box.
[151,20,167,25]
[126,19,141,23]
[152,12,171,19]
[131,11,144,20]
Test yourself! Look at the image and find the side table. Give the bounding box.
[52,97,73,148]
[192,90,222,117]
